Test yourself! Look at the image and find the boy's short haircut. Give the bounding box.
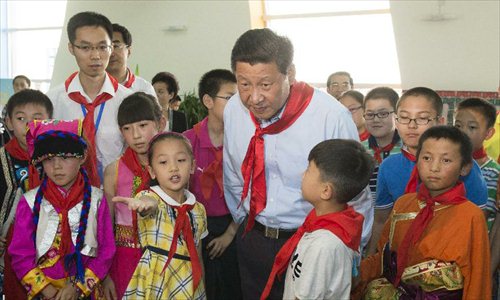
[456,97,497,128]
[198,69,236,106]
[364,87,399,110]
[13,75,31,87]
[339,90,364,106]
[417,125,472,167]
[112,23,132,46]
[326,71,353,87]
[151,72,179,97]
[308,139,374,204]
[231,28,293,75]
[397,87,443,116]
[5,89,53,118]
[67,11,113,44]
[118,92,162,127]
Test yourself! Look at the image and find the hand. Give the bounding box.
[207,231,233,259]
[55,283,79,300]
[40,284,58,299]
[112,195,157,213]
[102,276,117,300]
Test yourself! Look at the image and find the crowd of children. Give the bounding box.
[0,10,498,300]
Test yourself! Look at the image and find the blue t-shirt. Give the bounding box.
[376,153,487,209]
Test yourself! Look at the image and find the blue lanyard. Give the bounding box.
[80,102,106,133]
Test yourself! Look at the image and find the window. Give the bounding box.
[263,1,401,92]
[0,0,67,92]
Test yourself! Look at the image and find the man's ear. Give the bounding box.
[460,162,473,177]
[321,182,334,200]
[127,46,131,58]
[68,42,75,56]
[202,94,214,110]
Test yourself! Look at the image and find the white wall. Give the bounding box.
[390,0,499,91]
[51,0,251,94]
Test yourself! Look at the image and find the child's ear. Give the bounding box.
[80,152,88,166]
[460,162,473,177]
[485,127,495,140]
[190,159,196,174]
[202,94,214,110]
[320,182,334,200]
[4,115,13,131]
[159,116,167,131]
[147,165,156,179]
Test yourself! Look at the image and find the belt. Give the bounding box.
[252,220,296,239]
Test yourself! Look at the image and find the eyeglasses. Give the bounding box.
[112,42,129,50]
[214,95,232,101]
[395,116,438,125]
[72,43,112,54]
[364,111,394,120]
[330,82,350,88]
[348,106,363,113]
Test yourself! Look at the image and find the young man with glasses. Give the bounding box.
[47,11,131,186]
[368,87,488,255]
[106,23,156,96]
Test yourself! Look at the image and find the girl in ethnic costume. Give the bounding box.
[8,119,116,300]
[102,92,164,299]
[114,132,207,299]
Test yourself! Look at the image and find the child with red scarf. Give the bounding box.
[357,126,491,299]
[261,139,374,300]
[8,119,116,300]
[0,89,53,298]
[102,92,164,299]
[454,97,499,231]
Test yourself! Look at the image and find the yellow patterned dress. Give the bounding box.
[124,186,207,300]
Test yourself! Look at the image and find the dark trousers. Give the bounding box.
[236,224,290,300]
[202,214,242,300]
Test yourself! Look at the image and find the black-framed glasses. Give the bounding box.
[112,42,129,50]
[395,116,438,125]
[214,95,232,101]
[72,43,112,54]
[364,111,394,120]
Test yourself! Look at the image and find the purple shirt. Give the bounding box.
[184,118,230,217]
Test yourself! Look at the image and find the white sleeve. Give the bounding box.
[348,186,373,250]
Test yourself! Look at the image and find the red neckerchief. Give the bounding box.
[359,130,370,142]
[472,147,488,160]
[402,148,419,193]
[193,121,223,201]
[370,132,400,164]
[122,68,136,89]
[65,71,118,186]
[156,194,202,294]
[4,138,41,189]
[260,206,364,300]
[240,82,314,233]
[121,147,150,246]
[42,172,85,259]
[395,182,466,285]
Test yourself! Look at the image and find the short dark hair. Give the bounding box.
[67,11,113,44]
[151,72,179,97]
[13,75,31,87]
[148,132,193,165]
[417,125,472,167]
[118,92,162,127]
[6,89,53,118]
[327,71,353,87]
[231,28,293,75]
[364,87,399,110]
[308,139,374,204]
[456,97,497,128]
[397,87,443,116]
[112,23,132,46]
[198,69,236,106]
[339,90,364,106]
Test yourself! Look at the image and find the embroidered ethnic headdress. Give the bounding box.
[26,119,86,166]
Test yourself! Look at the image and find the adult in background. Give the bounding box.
[326,71,353,100]
[151,71,188,132]
[223,28,373,300]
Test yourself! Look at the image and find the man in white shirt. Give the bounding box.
[47,11,131,186]
[223,28,372,300]
[106,23,156,96]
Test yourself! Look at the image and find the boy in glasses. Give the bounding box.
[369,87,487,255]
[106,23,156,96]
[47,11,131,187]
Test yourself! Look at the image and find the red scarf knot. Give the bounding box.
[395,182,466,286]
[240,82,314,234]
